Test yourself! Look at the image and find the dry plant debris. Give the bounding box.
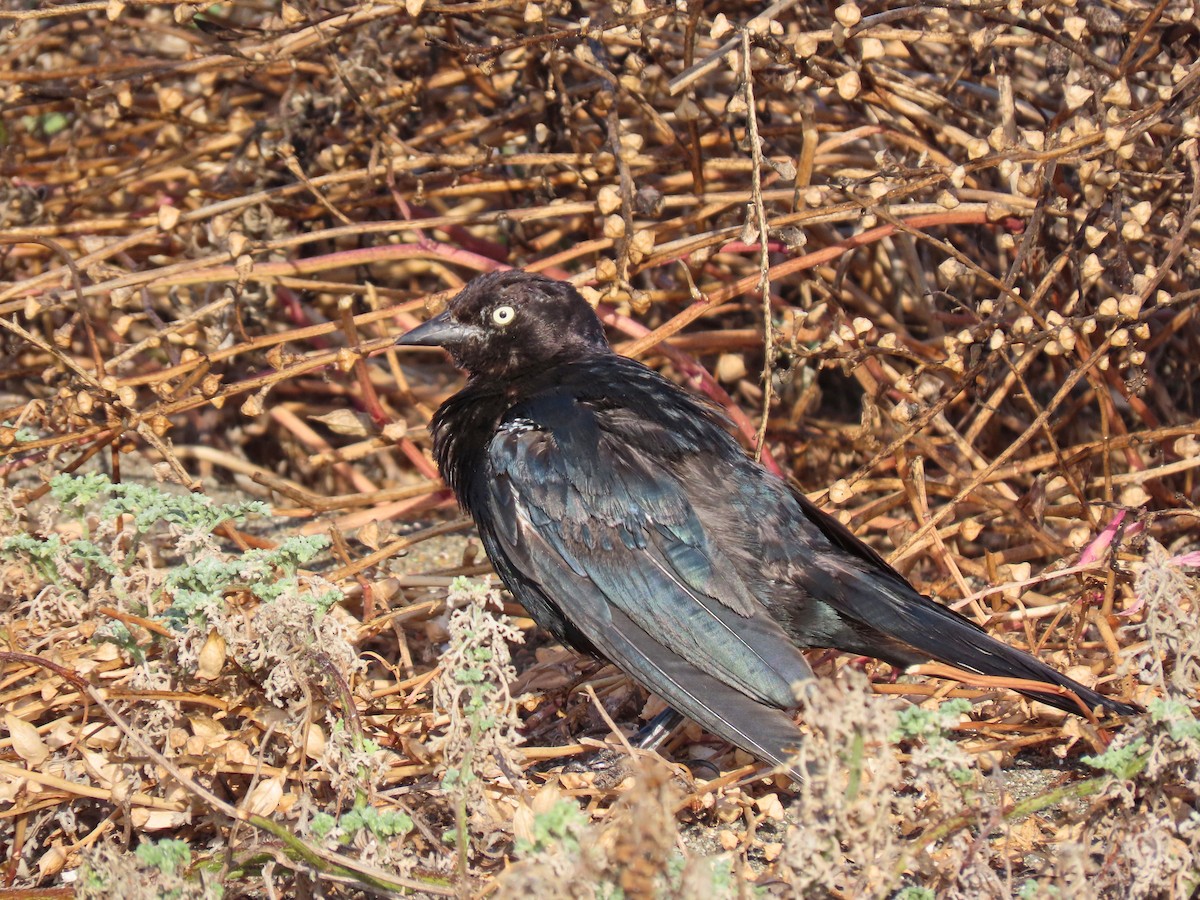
[2,0,1199,895]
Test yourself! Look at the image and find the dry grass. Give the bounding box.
[2,0,1199,895]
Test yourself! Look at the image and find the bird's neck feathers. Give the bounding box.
[463,343,615,388]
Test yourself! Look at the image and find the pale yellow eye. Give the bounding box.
[491,305,516,326]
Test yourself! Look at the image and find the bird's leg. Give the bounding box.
[629,707,685,751]
[559,707,686,786]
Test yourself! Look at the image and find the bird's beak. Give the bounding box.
[395,311,477,348]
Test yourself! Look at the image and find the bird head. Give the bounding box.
[397,270,611,379]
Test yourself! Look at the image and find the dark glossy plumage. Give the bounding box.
[398,270,1137,779]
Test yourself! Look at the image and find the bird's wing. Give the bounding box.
[483,393,813,722]
[484,535,808,778]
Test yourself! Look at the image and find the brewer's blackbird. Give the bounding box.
[398,270,1136,779]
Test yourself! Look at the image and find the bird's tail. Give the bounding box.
[843,574,1139,717]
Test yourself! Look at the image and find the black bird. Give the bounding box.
[398,270,1137,779]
